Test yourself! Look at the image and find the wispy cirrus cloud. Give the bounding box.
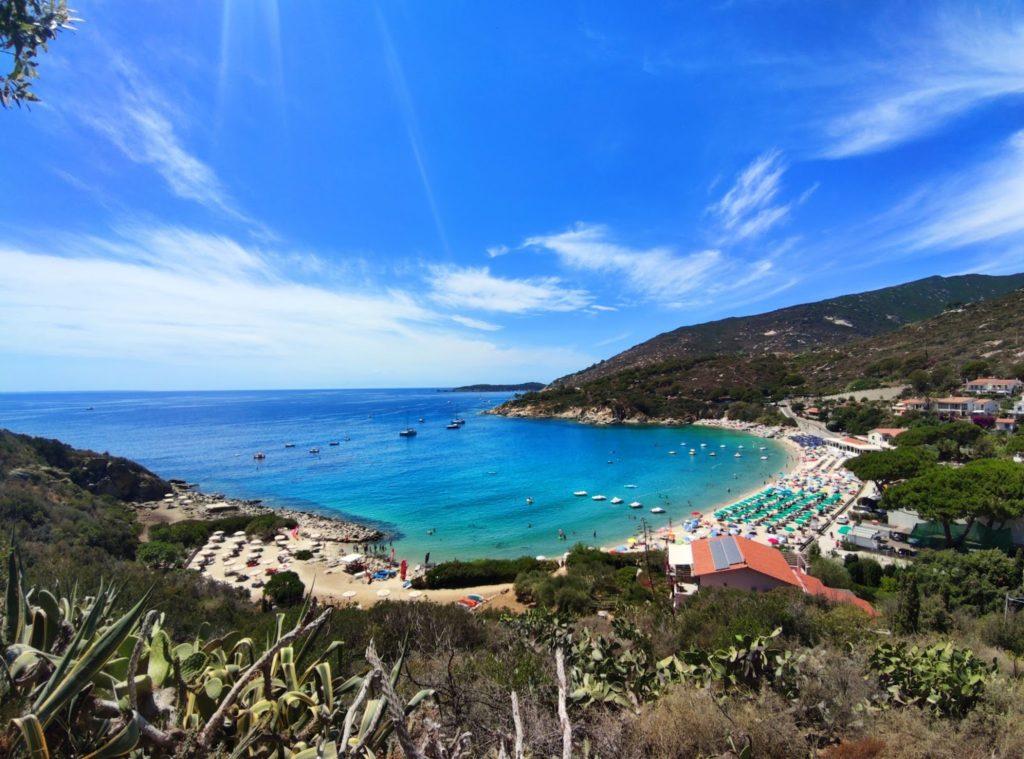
[822,9,1024,158]
[426,265,593,314]
[486,244,510,258]
[450,314,503,331]
[78,56,248,222]
[872,129,1024,266]
[709,149,791,241]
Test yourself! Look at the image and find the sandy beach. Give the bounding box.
[602,419,860,555]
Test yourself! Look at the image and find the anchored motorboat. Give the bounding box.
[650,507,666,514]
[610,497,623,504]
[573,490,588,497]
[399,428,417,437]
[309,448,320,454]
[253,452,266,460]
[629,501,642,509]
[592,494,607,501]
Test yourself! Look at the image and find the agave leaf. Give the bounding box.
[12,713,49,759]
[81,710,142,759]
[33,589,151,728]
[313,662,334,710]
[278,645,299,693]
[405,688,435,712]
[4,549,24,646]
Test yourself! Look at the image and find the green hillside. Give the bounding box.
[497,287,1024,423]
[557,273,1024,387]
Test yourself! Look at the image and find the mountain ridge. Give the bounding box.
[554,273,1024,388]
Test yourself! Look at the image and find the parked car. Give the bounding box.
[895,547,917,558]
[889,531,909,543]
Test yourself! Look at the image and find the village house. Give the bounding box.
[934,396,999,418]
[867,427,906,448]
[892,397,932,416]
[1012,399,1024,418]
[963,377,1023,396]
[995,417,1019,433]
[666,536,875,615]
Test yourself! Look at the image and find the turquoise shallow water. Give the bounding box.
[0,389,789,562]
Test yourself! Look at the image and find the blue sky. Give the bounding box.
[2,1,1024,391]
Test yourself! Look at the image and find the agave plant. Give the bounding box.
[1,545,435,757]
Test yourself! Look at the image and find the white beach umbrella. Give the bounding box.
[342,591,357,599]
[408,591,423,599]
[376,589,391,597]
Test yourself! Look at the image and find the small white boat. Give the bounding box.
[629,501,642,509]
[689,449,696,455]
[592,494,607,501]
[734,452,741,458]
[709,451,717,457]
[610,497,623,504]
[669,450,677,455]
[284,443,295,448]
[526,497,534,504]
[650,507,666,514]
[720,444,726,448]
[253,452,266,460]
[419,417,425,423]
[738,445,744,449]
[760,455,769,460]
[399,428,417,437]
[700,443,707,448]
[308,448,320,454]
[329,441,339,446]
[573,490,588,497]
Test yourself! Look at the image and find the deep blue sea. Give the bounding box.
[0,389,789,562]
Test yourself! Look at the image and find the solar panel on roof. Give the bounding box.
[722,536,743,565]
[709,539,729,570]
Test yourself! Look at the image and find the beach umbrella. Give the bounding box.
[342,590,357,599]
[691,511,701,517]
[376,589,391,597]
[233,531,246,537]
[535,555,547,561]
[408,591,423,599]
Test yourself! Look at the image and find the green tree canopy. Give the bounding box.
[1,0,75,107]
[135,540,184,569]
[884,460,1024,547]
[263,570,305,606]
[844,447,938,485]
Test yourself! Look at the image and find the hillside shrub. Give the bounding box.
[136,539,185,568]
[413,556,557,589]
[264,570,305,606]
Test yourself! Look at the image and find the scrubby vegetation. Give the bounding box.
[413,555,557,589]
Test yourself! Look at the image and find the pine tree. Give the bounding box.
[894,575,920,635]
[1014,548,1024,591]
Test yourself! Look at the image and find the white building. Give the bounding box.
[867,428,906,448]
[963,378,1023,396]
[934,397,999,417]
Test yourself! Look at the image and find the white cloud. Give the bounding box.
[525,223,721,302]
[486,244,510,258]
[525,222,799,310]
[77,55,247,221]
[822,10,1024,158]
[0,230,593,389]
[450,314,503,331]
[709,150,791,241]
[426,265,592,313]
[897,129,1024,254]
[589,304,618,312]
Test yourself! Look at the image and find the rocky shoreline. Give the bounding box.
[486,403,695,426]
[139,481,385,545]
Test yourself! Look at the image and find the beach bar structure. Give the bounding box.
[667,536,875,615]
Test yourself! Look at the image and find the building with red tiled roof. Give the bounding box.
[668,536,876,615]
[868,427,906,447]
[963,378,1023,396]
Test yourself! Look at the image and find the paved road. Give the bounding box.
[778,401,833,437]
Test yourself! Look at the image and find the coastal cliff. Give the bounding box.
[489,401,693,426]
